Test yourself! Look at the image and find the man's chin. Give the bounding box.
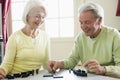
[84,33,91,36]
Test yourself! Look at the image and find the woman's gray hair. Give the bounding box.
[78,2,104,24]
[22,0,47,25]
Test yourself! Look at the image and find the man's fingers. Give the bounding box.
[53,62,59,72]
[83,60,93,67]
[83,60,99,67]
[87,62,97,68]
[47,61,56,72]
[47,63,52,72]
[89,65,98,70]
[87,64,101,74]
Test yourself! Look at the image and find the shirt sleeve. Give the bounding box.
[0,35,17,74]
[42,36,50,69]
[64,35,81,69]
[105,32,120,74]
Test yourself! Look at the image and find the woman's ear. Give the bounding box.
[26,15,29,22]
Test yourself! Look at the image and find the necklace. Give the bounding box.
[22,27,39,45]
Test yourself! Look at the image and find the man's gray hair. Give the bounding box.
[78,2,104,24]
[22,0,47,25]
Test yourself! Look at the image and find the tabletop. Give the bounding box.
[2,70,120,80]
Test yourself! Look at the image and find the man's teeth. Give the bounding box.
[85,29,89,32]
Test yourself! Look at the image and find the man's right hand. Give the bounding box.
[47,61,64,73]
[47,61,59,73]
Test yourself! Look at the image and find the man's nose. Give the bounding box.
[81,23,87,28]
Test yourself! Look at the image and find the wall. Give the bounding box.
[86,0,120,29]
[50,38,74,60]
[50,0,84,60]
[50,0,120,60]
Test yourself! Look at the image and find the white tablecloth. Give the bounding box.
[2,70,120,80]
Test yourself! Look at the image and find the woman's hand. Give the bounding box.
[0,68,6,79]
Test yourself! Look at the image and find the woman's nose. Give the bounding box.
[36,17,44,22]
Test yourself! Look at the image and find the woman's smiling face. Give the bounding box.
[27,7,46,29]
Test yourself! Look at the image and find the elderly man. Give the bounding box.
[47,2,120,77]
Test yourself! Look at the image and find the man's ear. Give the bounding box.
[97,17,102,25]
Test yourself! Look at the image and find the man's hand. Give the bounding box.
[47,61,64,73]
[83,60,106,75]
[47,61,57,73]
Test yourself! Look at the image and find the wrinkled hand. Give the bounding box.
[0,68,6,79]
[83,60,106,75]
[0,74,5,79]
[47,61,59,73]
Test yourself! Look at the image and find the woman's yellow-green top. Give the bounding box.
[0,30,50,74]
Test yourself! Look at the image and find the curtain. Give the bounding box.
[0,0,11,52]
[116,0,120,16]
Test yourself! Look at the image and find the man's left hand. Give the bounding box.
[83,60,106,75]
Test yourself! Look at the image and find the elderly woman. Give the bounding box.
[0,0,50,79]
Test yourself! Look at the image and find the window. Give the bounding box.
[11,0,74,38]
